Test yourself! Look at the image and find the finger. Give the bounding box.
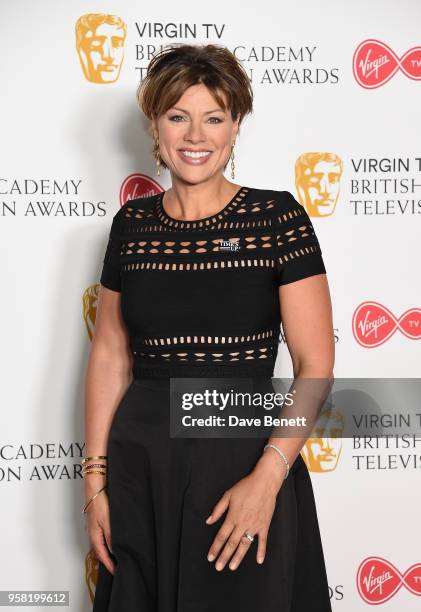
[100,516,113,555]
[104,528,114,555]
[92,530,116,575]
[256,529,268,564]
[206,490,230,524]
[94,542,115,575]
[215,526,250,571]
[228,530,255,570]
[207,518,235,562]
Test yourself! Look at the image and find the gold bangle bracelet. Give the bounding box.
[81,455,108,464]
[82,463,107,471]
[82,485,107,514]
[82,469,107,476]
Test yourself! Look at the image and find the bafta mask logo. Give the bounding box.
[301,406,344,472]
[75,14,127,83]
[83,284,100,341]
[295,153,343,217]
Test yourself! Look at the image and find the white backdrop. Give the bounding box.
[1,0,420,610]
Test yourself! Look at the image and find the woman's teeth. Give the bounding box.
[180,150,211,158]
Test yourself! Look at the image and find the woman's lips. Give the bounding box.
[177,149,213,165]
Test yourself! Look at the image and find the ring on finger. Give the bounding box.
[242,531,254,543]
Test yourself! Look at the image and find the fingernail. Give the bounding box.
[215,562,223,571]
[229,563,237,570]
[207,554,215,561]
[205,515,212,523]
[257,557,264,564]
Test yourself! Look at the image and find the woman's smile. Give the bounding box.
[177,148,213,165]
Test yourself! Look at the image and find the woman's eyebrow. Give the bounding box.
[170,106,225,115]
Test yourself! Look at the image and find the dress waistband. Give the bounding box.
[132,361,275,380]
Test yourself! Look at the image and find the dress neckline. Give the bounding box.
[154,186,250,229]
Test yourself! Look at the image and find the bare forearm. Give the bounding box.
[83,347,132,494]
[254,365,334,492]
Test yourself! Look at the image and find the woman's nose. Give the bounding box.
[183,121,206,142]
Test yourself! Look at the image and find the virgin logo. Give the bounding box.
[352,301,421,347]
[352,39,421,88]
[120,173,163,206]
[357,556,421,604]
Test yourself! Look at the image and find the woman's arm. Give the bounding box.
[84,286,132,489]
[205,272,335,571]
[83,285,132,572]
[253,272,335,490]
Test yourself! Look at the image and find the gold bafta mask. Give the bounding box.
[295,152,343,217]
[75,14,127,83]
[301,406,344,472]
[83,284,100,341]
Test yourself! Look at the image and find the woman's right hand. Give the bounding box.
[85,484,116,575]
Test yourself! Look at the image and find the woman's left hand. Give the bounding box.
[205,457,285,571]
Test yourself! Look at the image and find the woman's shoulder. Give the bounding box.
[109,193,159,226]
[122,193,159,214]
[246,186,305,215]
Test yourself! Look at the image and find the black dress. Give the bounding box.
[92,186,332,612]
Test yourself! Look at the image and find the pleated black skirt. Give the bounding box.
[92,378,332,612]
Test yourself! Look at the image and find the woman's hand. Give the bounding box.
[85,485,116,576]
[205,455,285,571]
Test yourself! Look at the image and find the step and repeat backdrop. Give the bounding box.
[1,1,420,610]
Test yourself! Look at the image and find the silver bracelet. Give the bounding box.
[263,444,290,479]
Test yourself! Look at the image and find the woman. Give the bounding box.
[85,43,335,611]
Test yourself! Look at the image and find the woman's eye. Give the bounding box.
[168,115,223,123]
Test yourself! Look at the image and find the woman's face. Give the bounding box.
[152,83,240,184]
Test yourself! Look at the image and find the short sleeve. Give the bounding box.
[274,191,326,286]
[99,212,122,292]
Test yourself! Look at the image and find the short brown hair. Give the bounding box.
[136,43,253,170]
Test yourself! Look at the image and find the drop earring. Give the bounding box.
[230,142,236,179]
[154,136,161,176]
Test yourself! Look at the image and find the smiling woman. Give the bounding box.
[86,43,334,612]
[137,43,252,176]
[146,75,247,220]
[153,89,238,182]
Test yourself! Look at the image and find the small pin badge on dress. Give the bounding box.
[219,239,240,252]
